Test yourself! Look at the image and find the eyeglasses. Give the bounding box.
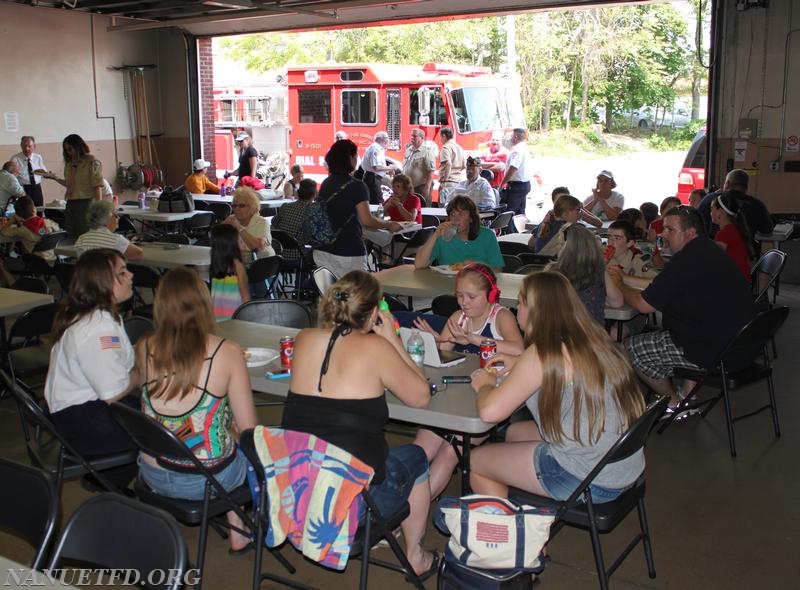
[232,203,249,209]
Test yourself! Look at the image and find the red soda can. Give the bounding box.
[479,339,497,368]
[279,336,294,368]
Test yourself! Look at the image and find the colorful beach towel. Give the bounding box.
[250,426,374,570]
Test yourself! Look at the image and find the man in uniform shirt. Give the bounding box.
[498,128,533,216]
[11,136,46,207]
[438,127,466,205]
[402,128,435,201]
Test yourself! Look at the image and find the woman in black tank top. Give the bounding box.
[281,270,439,579]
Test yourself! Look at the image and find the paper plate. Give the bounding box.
[244,347,279,368]
[430,265,459,276]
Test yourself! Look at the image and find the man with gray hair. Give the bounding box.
[12,136,47,206]
[75,199,143,260]
[402,128,435,200]
[362,131,394,204]
[696,168,773,244]
[0,161,26,215]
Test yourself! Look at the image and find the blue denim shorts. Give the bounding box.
[138,448,249,500]
[359,444,429,521]
[533,444,626,504]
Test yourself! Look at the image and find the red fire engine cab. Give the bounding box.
[286,63,525,178]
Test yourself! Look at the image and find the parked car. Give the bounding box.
[676,129,706,202]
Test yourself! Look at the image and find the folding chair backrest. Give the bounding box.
[394,312,447,334]
[561,396,669,507]
[247,255,283,284]
[109,401,203,472]
[271,228,302,253]
[124,316,155,345]
[503,254,522,273]
[515,264,543,275]
[313,267,338,296]
[208,202,231,223]
[751,249,787,301]
[232,299,313,328]
[499,240,533,256]
[129,263,161,290]
[489,211,514,231]
[421,214,440,228]
[10,277,50,294]
[32,231,69,254]
[518,252,555,267]
[721,306,789,364]
[7,302,59,343]
[382,293,409,312]
[513,214,529,234]
[0,370,122,493]
[47,494,187,590]
[0,458,58,570]
[431,294,459,317]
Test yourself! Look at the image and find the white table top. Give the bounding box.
[755,223,794,242]
[374,265,639,323]
[0,556,78,588]
[498,233,533,245]
[216,320,494,434]
[55,243,211,271]
[120,206,201,223]
[192,193,292,207]
[0,288,54,317]
[363,222,423,247]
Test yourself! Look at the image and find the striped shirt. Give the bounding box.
[75,227,131,257]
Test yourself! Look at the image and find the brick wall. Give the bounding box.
[198,37,216,177]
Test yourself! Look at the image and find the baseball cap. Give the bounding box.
[234,132,249,142]
[598,170,615,181]
[193,158,211,171]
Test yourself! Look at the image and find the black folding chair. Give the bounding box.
[247,255,284,299]
[2,301,59,388]
[21,231,70,282]
[47,494,187,590]
[518,252,556,267]
[659,306,789,457]
[129,263,161,317]
[240,428,427,590]
[751,248,787,305]
[488,210,514,235]
[208,202,232,224]
[123,315,155,345]
[109,402,294,590]
[420,214,440,228]
[271,229,315,299]
[232,299,313,328]
[510,396,669,590]
[0,458,58,570]
[396,227,435,265]
[0,370,137,495]
[502,254,522,273]
[10,276,50,295]
[312,266,338,297]
[431,294,459,317]
[499,240,533,256]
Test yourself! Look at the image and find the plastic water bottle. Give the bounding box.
[375,205,385,219]
[138,190,146,209]
[407,329,425,368]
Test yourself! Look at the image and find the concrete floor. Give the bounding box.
[1,285,799,589]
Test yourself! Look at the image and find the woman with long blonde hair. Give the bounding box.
[469,271,645,502]
[134,267,257,553]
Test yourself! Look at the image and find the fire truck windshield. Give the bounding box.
[450,87,525,134]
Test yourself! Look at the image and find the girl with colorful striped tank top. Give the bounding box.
[210,224,250,321]
[134,267,257,553]
[412,264,524,499]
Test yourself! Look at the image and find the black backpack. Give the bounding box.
[158,186,195,213]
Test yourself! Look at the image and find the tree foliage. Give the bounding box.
[216,3,702,131]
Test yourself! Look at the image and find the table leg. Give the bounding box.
[460,433,471,495]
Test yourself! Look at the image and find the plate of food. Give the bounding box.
[430,264,465,276]
[243,347,279,368]
[398,221,417,228]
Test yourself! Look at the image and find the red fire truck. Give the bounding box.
[286,62,525,177]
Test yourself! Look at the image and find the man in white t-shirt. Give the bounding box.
[498,128,533,216]
[581,170,624,227]
[362,131,394,205]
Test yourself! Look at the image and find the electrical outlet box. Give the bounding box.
[769,161,780,172]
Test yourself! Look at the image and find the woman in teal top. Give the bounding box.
[414,196,504,271]
[134,267,258,553]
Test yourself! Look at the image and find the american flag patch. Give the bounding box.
[476,521,509,544]
[99,335,121,350]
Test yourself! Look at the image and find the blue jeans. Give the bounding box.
[534,444,627,504]
[138,449,249,500]
[359,444,429,521]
